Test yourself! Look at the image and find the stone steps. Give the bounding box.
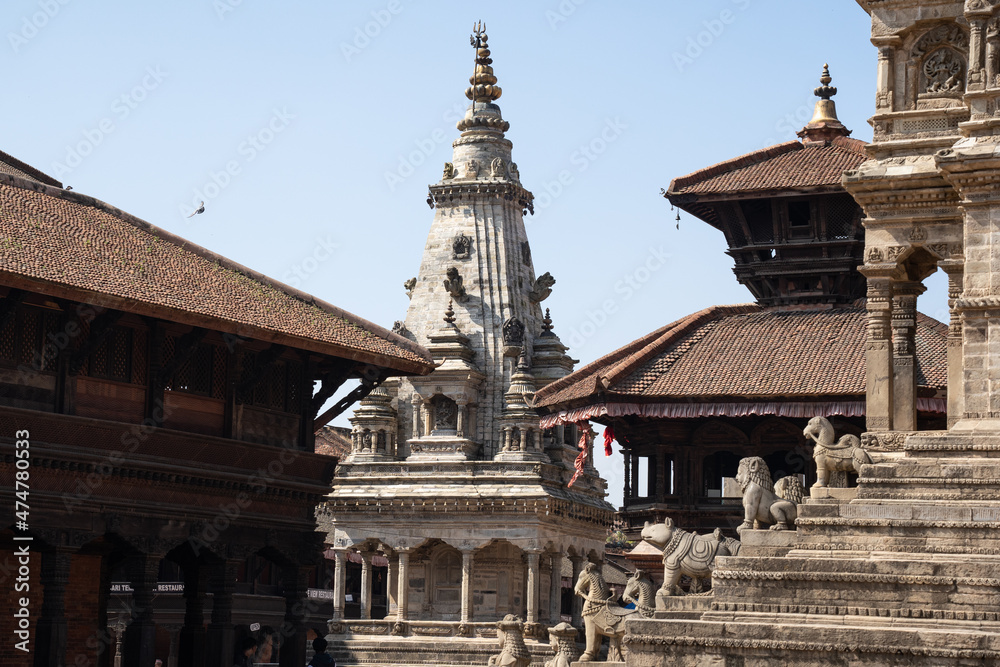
[328,636,555,667]
[624,616,1000,666]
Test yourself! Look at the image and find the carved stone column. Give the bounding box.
[386,554,399,619]
[942,259,965,428]
[988,20,1000,87]
[863,275,895,431]
[278,565,310,667]
[938,150,1000,429]
[35,547,72,667]
[331,549,347,621]
[525,551,540,626]
[122,552,162,667]
[410,394,422,441]
[205,559,239,667]
[456,400,467,438]
[969,18,987,90]
[360,550,373,620]
[892,280,925,431]
[460,549,474,624]
[422,399,433,437]
[874,41,896,110]
[179,563,207,667]
[569,554,585,629]
[549,552,563,624]
[397,548,410,621]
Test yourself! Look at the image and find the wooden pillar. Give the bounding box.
[122,552,161,667]
[278,565,310,667]
[205,560,239,667]
[623,449,631,501]
[178,564,207,667]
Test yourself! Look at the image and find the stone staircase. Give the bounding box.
[625,434,1000,666]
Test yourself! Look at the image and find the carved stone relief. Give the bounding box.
[452,234,472,259]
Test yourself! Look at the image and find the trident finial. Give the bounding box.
[465,20,501,105]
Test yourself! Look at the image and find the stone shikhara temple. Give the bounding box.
[318,25,613,664]
[620,2,1000,665]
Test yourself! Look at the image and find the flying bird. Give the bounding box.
[187,201,205,218]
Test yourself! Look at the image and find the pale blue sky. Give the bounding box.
[2,1,948,506]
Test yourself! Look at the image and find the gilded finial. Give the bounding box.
[466,21,502,104]
[814,63,837,101]
[797,63,850,144]
[542,308,553,332]
[444,299,456,324]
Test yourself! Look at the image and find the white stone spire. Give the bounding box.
[394,25,550,459]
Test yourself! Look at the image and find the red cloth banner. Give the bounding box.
[603,426,615,457]
[568,421,589,487]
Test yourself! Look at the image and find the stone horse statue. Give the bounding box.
[621,569,657,614]
[803,416,872,488]
[736,456,803,532]
[640,518,741,596]
[488,614,531,667]
[574,563,655,662]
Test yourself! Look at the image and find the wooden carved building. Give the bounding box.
[534,69,949,537]
[0,151,433,667]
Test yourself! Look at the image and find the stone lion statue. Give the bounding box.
[736,456,802,532]
[488,614,531,667]
[545,622,580,667]
[640,518,741,596]
[803,416,872,488]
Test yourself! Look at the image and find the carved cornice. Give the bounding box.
[428,181,534,215]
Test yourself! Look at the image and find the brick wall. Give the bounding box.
[65,553,104,667]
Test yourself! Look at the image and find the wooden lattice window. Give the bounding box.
[239,351,300,413]
[89,326,134,382]
[170,342,215,396]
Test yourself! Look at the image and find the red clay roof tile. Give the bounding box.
[0,173,433,374]
[534,305,947,409]
[668,136,867,197]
